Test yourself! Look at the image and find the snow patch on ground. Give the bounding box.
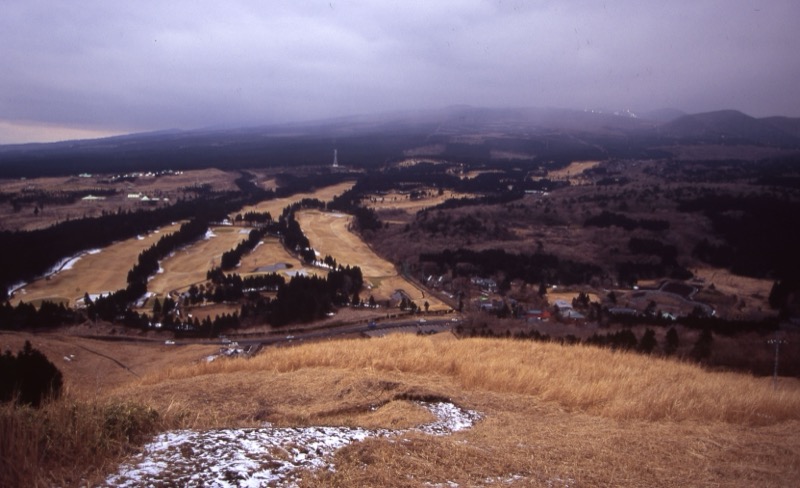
[103,402,481,487]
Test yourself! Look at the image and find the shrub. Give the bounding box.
[0,341,63,407]
[0,400,159,487]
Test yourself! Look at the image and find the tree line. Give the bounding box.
[420,248,603,287]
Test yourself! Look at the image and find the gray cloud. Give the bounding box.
[2,0,799,142]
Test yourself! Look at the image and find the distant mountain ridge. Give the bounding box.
[660,110,800,147]
[0,106,798,177]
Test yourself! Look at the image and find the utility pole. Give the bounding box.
[767,332,788,390]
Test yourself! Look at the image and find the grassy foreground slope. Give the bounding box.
[125,335,800,486]
[4,333,800,487]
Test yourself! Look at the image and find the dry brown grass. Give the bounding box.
[0,332,219,399]
[146,225,249,297]
[0,400,160,487]
[237,236,313,279]
[0,169,240,232]
[11,223,183,307]
[122,334,800,487]
[140,334,800,426]
[362,189,472,214]
[693,267,773,302]
[547,160,601,184]
[11,180,354,308]
[235,181,355,219]
[296,209,449,310]
[4,331,800,487]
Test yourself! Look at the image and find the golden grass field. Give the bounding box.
[0,169,240,232]
[144,181,356,300]
[3,331,799,487]
[362,189,471,215]
[11,222,183,307]
[235,181,355,220]
[546,160,601,184]
[237,236,315,279]
[12,181,355,309]
[693,267,773,301]
[146,225,249,298]
[297,209,449,310]
[546,290,601,305]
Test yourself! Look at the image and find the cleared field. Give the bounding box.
[693,267,773,300]
[547,160,601,184]
[146,181,356,298]
[237,236,318,279]
[147,226,249,298]
[362,189,472,214]
[0,169,240,232]
[12,182,356,309]
[296,209,449,311]
[547,290,601,305]
[11,223,183,307]
[0,330,218,398]
[235,181,355,220]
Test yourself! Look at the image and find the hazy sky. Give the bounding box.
[2,0,799,143]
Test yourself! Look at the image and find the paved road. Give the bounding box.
[232,317,458,347]
[81,316,459,349]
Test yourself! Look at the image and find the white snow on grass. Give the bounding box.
[40,248,106,279]
[104,401,481,487]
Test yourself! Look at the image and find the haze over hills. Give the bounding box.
[0,106,798,177]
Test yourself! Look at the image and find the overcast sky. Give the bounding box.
[2,0,799,143]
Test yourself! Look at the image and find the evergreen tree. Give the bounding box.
[638,329,658,354]
[0,341,63,407]
[664,327,679,356]
[691,328,713,361]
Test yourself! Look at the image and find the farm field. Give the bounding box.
[11,222,183,307]
[297,209,450,311]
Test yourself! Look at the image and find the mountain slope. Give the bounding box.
[661,110,800,147]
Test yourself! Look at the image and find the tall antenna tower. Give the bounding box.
[332,149,338,168]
